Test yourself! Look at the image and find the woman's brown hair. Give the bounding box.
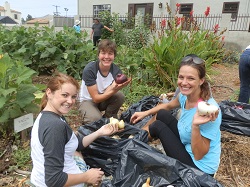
[40,73,80,111]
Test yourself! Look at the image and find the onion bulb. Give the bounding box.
[109,117,125,129]
[115,74,128,84]
[118,120,125,129]
[109,117,119,125]
[197,101,218,116]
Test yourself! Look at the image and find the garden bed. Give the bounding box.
[0,63,249,187]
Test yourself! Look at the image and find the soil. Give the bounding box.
[1,63,250,187]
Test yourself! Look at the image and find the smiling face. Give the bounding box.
[45,83,78,115]
[177,65,204,97]
[98,49,115,68]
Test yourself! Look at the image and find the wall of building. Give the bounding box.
[169,0,250,15]
[56,15,250,52]
[78,0,167,16]
[78,0,250,16]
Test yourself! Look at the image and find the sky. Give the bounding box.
[1,0,77,19]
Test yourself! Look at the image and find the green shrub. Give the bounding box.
[0,25,96,80]
[142,12,225,89]
[98,11,151,49]
[0,51,39,133]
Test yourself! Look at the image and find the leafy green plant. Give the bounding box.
[13,144,31,170]
[115,45,144,76]
[0,51,39,133]
[98,11,150,49]
[0,25,96,80]
[142,5,226,90]
[222,49,240,64]
[122,77,166,106]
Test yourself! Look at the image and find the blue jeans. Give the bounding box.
[238,49,250,103]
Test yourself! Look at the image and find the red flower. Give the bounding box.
[213,24,219,33]
[204,7,210,17]
[221,36,225,41]
[161,19,166,28]
[176,3,180,12]
[175,17,181,26]
[190,10,194,16]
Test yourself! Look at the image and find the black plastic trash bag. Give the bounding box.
[77,118,148,176]
[120,95,181,127]
[120,95,160,128]
[219,100,250,136]
[100,139,223,187]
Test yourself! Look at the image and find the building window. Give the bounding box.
[93,4,111,17]
[222,2,239,13]
[14,14,18,19]
[222,2,239,21]
[179,4,193,14]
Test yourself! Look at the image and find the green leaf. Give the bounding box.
[0,54,13,77]
[0,97,8,109]
[0,88,16,97]
[9,107,22,118]
[40,51,50,59]
[16,68,37,84]
[23,103,40,114]
[47,47,57,54]
[15,84,37,107]
[0,110,10,123]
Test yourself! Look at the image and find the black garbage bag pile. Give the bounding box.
[77,118,148,176]
[219,100,250,136]
[120,95,160,128]
[78,96,224,186]
[100,139,223,187]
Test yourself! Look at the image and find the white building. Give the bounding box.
[77,0,250,51]
[77,0,250,18]
[0,1,21,24]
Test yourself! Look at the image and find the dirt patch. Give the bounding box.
[210,63,240,102]
[209,63,250,187]
[1,63,250,187]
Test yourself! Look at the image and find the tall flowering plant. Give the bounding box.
[142,4,226,89]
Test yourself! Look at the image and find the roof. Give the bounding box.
[25,15,53,24]
[0,16,18,24]
[0,6,21,14]
[26,18,50,24]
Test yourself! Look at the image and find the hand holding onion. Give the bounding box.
[115,74,128,84]
[109,117,125,129]
[197,101,219,116]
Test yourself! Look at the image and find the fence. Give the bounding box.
[230,13,250,31]
[54,14,250,32]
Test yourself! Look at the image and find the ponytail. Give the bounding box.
[40,92,48,111]
[200,80,211,101]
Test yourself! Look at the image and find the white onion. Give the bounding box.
[197,101,218,115]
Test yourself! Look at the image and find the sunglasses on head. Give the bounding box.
[181,56,204,65]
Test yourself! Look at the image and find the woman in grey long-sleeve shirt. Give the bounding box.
[30,73,119,187]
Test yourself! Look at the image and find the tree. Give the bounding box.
[21,18,25,24]
[26,14,33,21]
